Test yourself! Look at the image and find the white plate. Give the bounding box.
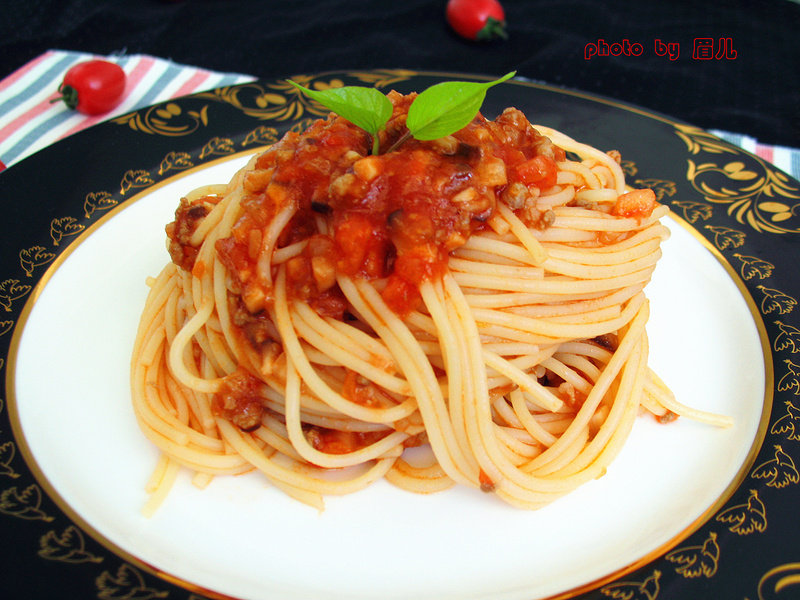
[11,155,767,600]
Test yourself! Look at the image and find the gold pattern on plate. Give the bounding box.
[751,445,799,488]
[777,361,800,395]
[0,320,13,336]
[620,160,637,177]
[0,484,53,521]
[288,117,316,134]
[242,125,279,146]
[774,321,800,353]
[348,68,415,88]
[715,489,767,535]
[664,531,720,578]
[119,169,155,196]
[599,569,661,599]
[670,200,713,224]
[686,159,800,233]
[0,440,20,478]
[38,524,103,564]
[770,400,800,440]
[734,254,775,281]
[113,102,210,136]
[675,124,740,156]
[0,278,32,312]
[756,285,797,316]
[751,562,800,600]
[96,564,168,600]
[157,151,194,176]
[194,70,413,124]
[676,124,800,233]
[83,191,117,219]
[49,216,84,246]
[197,78,327,122]
[703,224,746,250]
[199,136,236,159]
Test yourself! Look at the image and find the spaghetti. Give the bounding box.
[131,91,729,514]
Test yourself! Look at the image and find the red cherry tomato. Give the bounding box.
[446,0,508,41]
[54,60,127,115]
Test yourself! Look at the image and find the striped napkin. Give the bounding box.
[709,130,799,178]
[0,50,255,169]
[1,49,798,180]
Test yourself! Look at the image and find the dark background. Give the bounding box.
[1,0,798,147]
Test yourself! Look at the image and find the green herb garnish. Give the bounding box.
[288,81,393,155]
[288,71,516,154]
[405,71,515,140]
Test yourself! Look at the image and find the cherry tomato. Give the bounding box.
[446,0,508,41]
[54,60,127,115]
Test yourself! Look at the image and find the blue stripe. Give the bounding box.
[791,151,800,180]
[2,105,79,164]
[135,62,183,108]
[114,54,135,69]
[215,73,252,88]
[0,53,82,116]
[718,131,744,147]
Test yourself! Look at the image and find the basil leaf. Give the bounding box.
[406,71,516,141]
[288,80,392,151]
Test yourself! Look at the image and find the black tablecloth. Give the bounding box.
[2,0,798,147]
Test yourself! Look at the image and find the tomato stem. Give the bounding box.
[477,17,507,41]
[50,83,79,110]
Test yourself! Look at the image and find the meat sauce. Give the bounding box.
[166,195,221,271]
[212,368,265,432]
[212,91,566,319]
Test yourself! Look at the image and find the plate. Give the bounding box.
[2,71,800,600]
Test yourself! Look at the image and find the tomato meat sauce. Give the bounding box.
[212,91,567,318]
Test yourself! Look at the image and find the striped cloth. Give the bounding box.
[709,129,800,179]
[1,49,799,180]
[0,50,255,169]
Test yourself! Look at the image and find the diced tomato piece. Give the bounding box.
[612,188,657,219]
[381,274,421,315]
[334,214,373,274]
[393,252,431,283]
[514,155,557,190]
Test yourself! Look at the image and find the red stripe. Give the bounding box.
[57,55,158,139]
[173,70,212,97]
[0,89,63,143]
[755,144,774,164]
[120,54,157,93]
[0,51,55,93]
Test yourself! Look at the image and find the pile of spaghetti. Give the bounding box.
[131,91,723,513]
